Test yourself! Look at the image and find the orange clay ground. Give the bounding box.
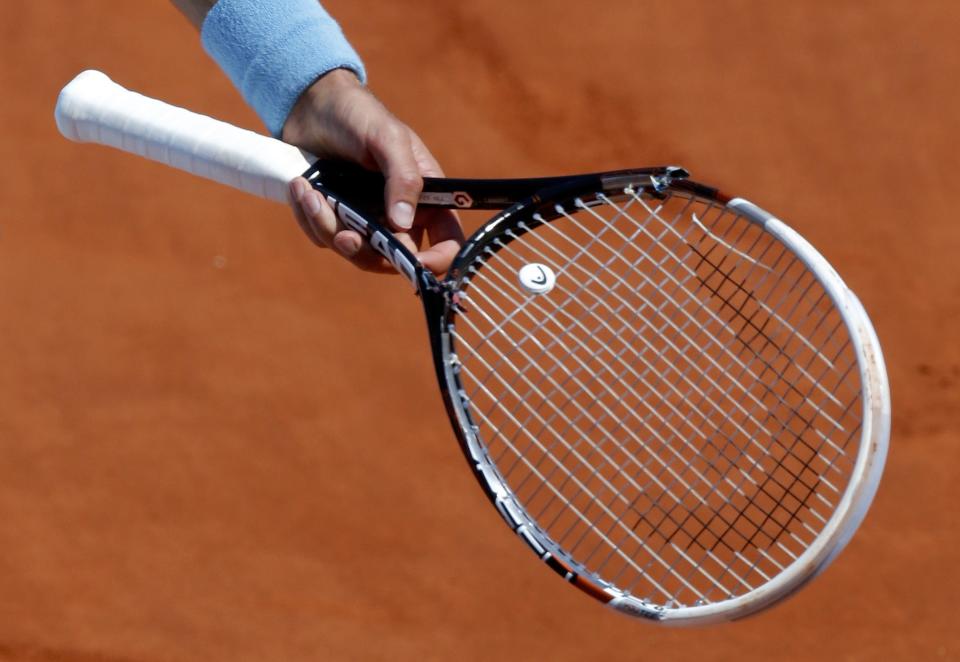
[0,2,957,660]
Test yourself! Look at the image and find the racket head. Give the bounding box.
[429,172,890,624]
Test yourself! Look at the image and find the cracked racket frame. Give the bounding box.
[56,71,890,625]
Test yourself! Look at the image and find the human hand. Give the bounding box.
[281,69,463,274]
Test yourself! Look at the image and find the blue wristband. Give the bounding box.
[201,0,367,137]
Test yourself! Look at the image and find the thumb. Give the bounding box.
[368,122,422,231]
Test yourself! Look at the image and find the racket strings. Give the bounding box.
[462,200,844,592]
[448,189,862,607]
[484,226,781,526]
[468,226,812,584]
[618,190,857,436]
[618,204,862,577]
[679,246,863,510]
[454,311,681,595]
[469,203,769,525]
[532,197,856,528]
[459,220,798,599]
[688,236,849,428]
[492,215,844,568]
[620,201,868,600]
[678,232,856,504]
[619,194,863,507]
[458,205,736,600]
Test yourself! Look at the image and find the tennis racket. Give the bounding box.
[55,70,890,624]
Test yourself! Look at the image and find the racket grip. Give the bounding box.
[54,70,315,203]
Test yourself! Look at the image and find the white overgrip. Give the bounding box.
[54,70,315,203]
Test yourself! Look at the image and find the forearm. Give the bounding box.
[170,0,217,29]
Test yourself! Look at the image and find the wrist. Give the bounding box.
[282,68,363,146]
[201,0,367,137]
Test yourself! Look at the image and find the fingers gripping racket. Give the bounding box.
[56,70,890,624]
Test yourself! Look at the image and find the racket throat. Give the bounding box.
[307,180,424,289]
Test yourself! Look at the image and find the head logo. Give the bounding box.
[452,191,474,208]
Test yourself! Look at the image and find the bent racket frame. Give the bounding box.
[56,70,890,625]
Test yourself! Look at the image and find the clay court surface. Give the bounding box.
[1,1,958,660]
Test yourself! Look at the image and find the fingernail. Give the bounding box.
[290,178,305,201]
[392,201,414,229]
[303,190,322,216]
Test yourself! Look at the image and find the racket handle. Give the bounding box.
[54,70,315,203]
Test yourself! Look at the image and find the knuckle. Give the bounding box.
[370,120,408,150]
[391,171,423,193]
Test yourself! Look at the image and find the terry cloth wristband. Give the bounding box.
[201,0,367,137]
